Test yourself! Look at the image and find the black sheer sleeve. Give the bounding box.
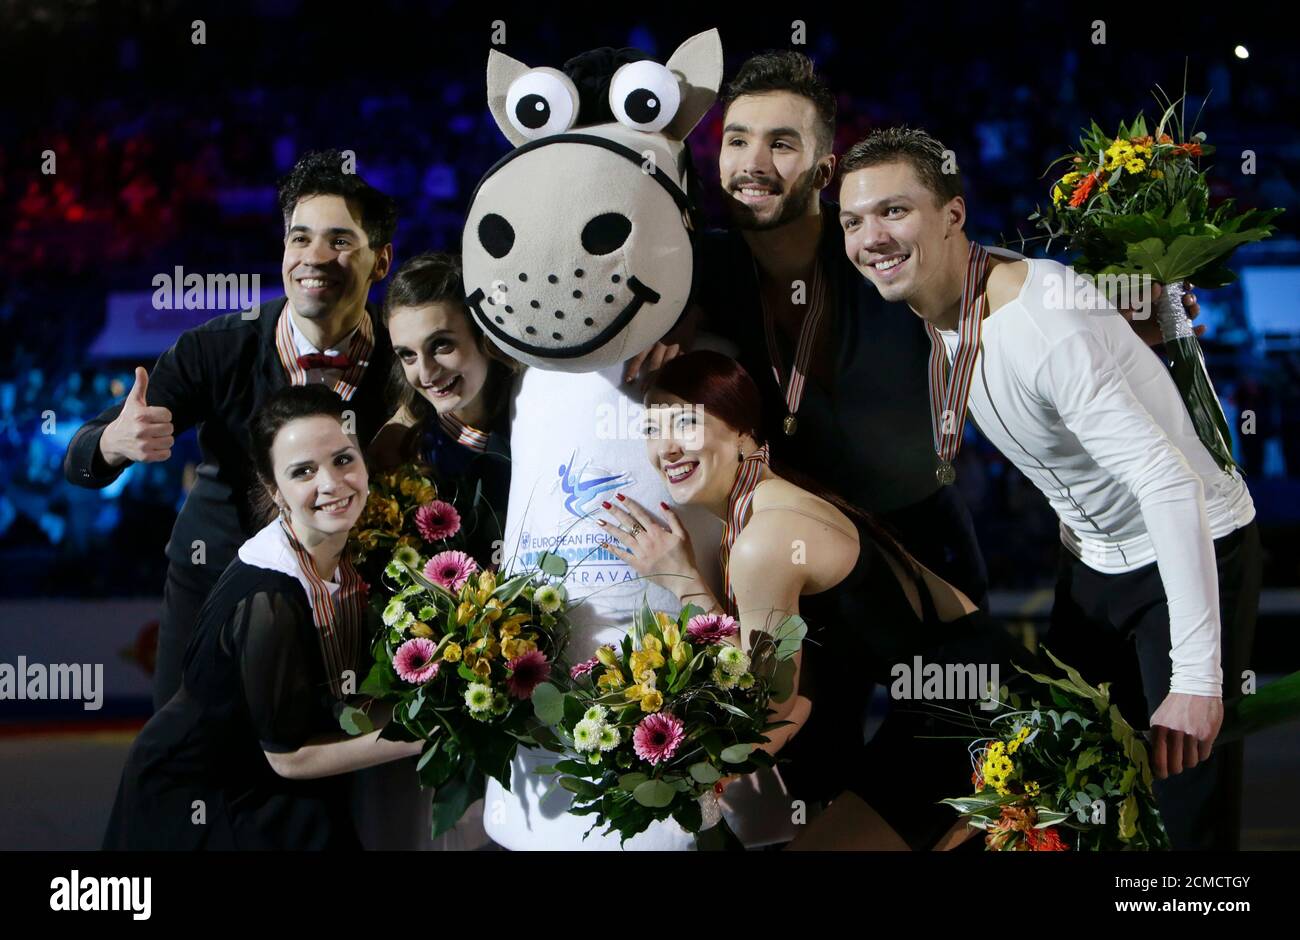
[238,588,323,754]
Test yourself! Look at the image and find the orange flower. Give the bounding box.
[1158,133,1173,144]
[1068,172,1101,207]
[1025,825,1069,851]
[1172,142,1203,158]
[1131,134,1153,147]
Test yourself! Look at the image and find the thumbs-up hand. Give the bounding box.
[99,367,175,467]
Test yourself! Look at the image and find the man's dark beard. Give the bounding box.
[725,166,819,232]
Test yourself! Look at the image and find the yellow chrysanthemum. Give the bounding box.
[1024,780,1041,798]
[1052,185,1065,207]
[1061,171,1083,185]
[1151,169,1165,179]
[1123,158,1147,174]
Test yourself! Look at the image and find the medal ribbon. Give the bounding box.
[438,412,490,454]
[758,258,827,424]
[280,517,368,699]
[925,242,991,468]
[719,442,771,616]
[276,305,374,401]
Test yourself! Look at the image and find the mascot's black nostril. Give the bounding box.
[479,214,515,259]
[581,213,631,255]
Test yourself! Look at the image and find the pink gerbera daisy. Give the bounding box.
[423,550,479,592]
[569,656,600,680]
[685,613,739,645]
[633,712,685,765]
[414,500,462,542]
[393,638,441,684]
[505,650,550,700]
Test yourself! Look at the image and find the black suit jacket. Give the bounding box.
[64,298,394,578]
[697,206,940,514]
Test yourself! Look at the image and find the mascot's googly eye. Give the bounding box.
[505,69,579,140]
[609,61,680,133]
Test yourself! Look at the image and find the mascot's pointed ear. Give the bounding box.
[662,27,723,141]
[487,49,534,147]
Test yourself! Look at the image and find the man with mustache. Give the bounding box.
[64,150,396,711]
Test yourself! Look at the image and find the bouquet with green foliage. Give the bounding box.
[1028,88,1282,472]
[941,650,1300,850]
[339,542,571,838]
[530,602,805,848]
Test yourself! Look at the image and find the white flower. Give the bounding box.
[464,682,494,714]
[711,665,737,690]
[597,724,620,752]
[392,545,421,569]
[573,718,603,752]
[717,646,750,677]
[491,692,510,715]
[584,705,608,723]
[382,597,407,626]
[737,673,755,690]
[535,583,565,613]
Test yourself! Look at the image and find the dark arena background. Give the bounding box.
[0,0,1297,894]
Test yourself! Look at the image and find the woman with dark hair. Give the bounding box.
[103,385,423,850]
[598,350,1035,850]
[369,251,517,564]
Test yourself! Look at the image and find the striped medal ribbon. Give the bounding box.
[280,517,367,699]
[719,442,771,616]
[275,305,374,401]
[925,242,992,486]
[758,258,827,437]
[438,411,490,453]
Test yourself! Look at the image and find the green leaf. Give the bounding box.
[772,615,807,660]
[720,743,756,764]
[537,551,568,578]
[618,772,649,791]
[689,762,722,784]
[559,775,601,799]
[429,764,485,839]
[1118,793,1139,841]
[531,682,565,726]
[1076,747,1103,771]
[338,705,374,736]
[632,778,677,808]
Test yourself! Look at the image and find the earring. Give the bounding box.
[737,449,744,463]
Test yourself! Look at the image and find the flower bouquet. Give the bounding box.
[341,473,572,836]
[940,650,1300,850]
[347,462,466,581]
[530,602,805,849]
[939,649,1169,851]
[1029,88,1283,473]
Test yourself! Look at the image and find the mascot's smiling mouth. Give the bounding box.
[466,274,661,360]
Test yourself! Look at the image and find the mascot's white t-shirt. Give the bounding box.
[483,347,796,850]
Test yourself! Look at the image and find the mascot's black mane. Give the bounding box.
[562,47,651,126]
[562,45,706,228]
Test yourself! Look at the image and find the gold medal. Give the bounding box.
[783,414,798,436]
[936,460,956,486]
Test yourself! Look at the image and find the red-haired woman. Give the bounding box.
[599,350,1034,850]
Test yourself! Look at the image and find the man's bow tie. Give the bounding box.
[296,352,353,371]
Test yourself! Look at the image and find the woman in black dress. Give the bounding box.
[104,385,423,850]
[598,351,1037,850]
[369,251,516,563]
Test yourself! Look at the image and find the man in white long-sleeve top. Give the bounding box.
[836,125,1260,850]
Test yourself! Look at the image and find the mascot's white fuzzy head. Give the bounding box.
[462,29,722,371]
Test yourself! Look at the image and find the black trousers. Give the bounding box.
[880,484,990,611]
[1045,521,1261,850]
[154,560,223,711]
